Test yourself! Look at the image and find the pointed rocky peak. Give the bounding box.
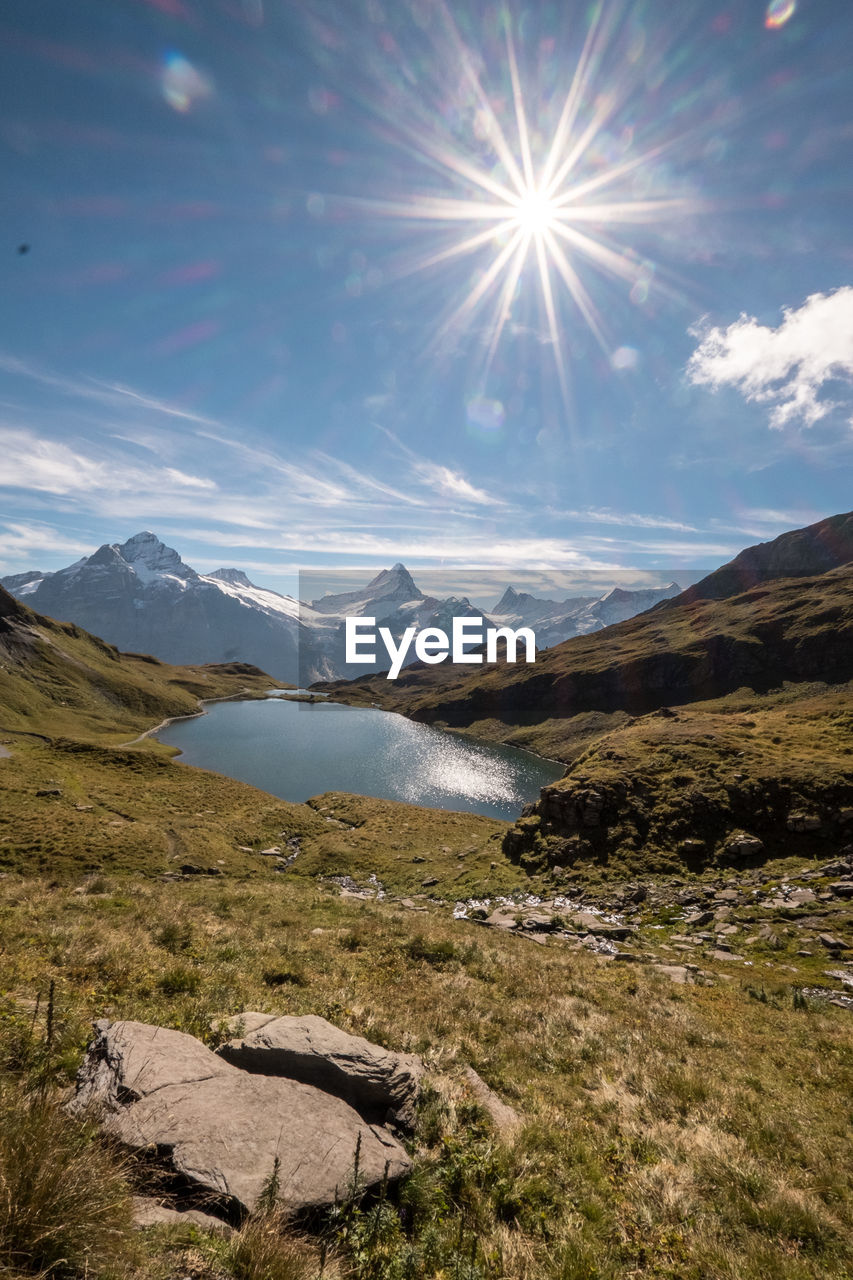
[117,532,197,581]
[365,563,421,599]
[208,568,255,588]
[85,543,127,569]
[494,586,519,612]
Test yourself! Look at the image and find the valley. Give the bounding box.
[1,513,852,1280]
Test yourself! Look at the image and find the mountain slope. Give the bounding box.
[0,581,282,741]
[2,532,307,682]
[0,584,506,882]
[320,512,853,761]
[676,510,853,603]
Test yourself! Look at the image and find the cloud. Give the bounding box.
[411,460,495,506]
[687,287,853,429]
[547,507,698,532]
[0,427,216,499]
[0,353,220,428]
[0,520,92,571]
[374,424,499,508]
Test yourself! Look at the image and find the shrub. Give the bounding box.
[225,1215,329,1280]
[404,935,457,966]
[155,920,194,953]
[158,964,201,995]
[0,1084,134,1277]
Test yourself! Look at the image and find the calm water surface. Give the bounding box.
[156,697,564,820]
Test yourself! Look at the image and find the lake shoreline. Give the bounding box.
[151,693,564,821]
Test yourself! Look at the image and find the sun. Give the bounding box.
[356,6,698,401]
[511,188,558,237]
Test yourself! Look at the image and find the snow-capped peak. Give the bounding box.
[117,531,195,579]
[208,567,255,588]
[364,563,421,597]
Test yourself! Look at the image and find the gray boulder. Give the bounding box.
[71,1020,410,1219]
[216,1014,423,1131]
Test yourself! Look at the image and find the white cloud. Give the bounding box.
[687,287,853,429]
[548,508,698,532]
[0,427,216,499]
[0,353,220,428]
[412,460,495,506]
[0,520,92,570]
[373,423,501,509]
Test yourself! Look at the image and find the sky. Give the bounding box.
[1,0,852,598]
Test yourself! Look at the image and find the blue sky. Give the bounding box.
[1,0,852,597]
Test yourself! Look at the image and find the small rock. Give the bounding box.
[786,812,822,833]
[462,1066,521,1133]
[484,910,518,930]
[787,888,816,905]
[655,964,689,984]
[36,787,62,797]
[684,910,714,927]
[521,913,555,932]
[132,1196,230,1233]
[724,832,764,859]
[421,877,438,888]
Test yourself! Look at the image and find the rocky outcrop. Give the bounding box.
[71,1020,411,1221]
[504,767,853,875]
[216,1013,423,1131]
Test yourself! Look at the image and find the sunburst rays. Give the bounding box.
[356,3,701,403]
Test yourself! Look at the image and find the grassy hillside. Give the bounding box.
[504,680,853,876]
[2,549,853,1279]
[0,584,507,889]
[319,548,853,764]
[2,867,853,1280]
[0,582,284,743]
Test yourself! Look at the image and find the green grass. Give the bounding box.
[503,680,853,876]
[0,736,509,890]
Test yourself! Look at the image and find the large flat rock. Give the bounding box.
[72,1020,411,1219]
[216,1013,423,1130]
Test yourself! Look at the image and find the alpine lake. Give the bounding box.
[155,692,564,821]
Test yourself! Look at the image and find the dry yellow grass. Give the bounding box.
[1,873,851,1279]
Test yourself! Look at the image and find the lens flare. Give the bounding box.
[357,4,700,404]
[161,51,212,113]
[765,1,796,29]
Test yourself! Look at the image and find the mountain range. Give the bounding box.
[321,510,853,757]
[2,534,680,682]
